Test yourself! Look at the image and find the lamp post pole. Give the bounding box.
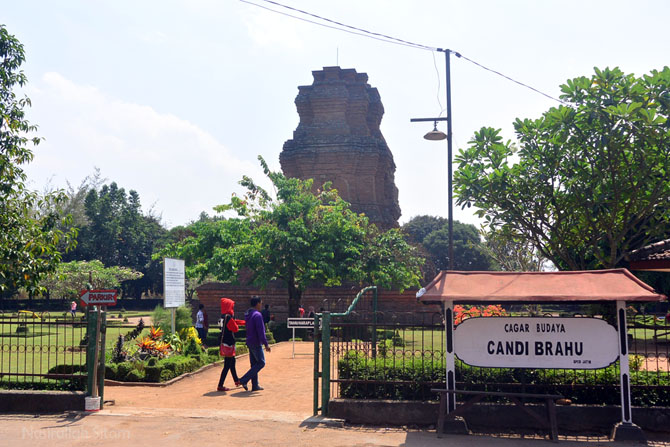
[442,48,454,271]
[410,48,455,270]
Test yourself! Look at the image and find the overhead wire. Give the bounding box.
[238,0,435,51]
[241,0,566,105]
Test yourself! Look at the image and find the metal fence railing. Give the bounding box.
[0,311,88,387]
[330,304,670,407]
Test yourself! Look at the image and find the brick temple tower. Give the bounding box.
[279,66,401,229]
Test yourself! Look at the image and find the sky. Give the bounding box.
[4,0,670,229]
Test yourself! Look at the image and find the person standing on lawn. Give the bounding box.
[238,296,271,391]
[217,298,245,392]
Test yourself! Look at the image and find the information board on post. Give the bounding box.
[454,317,618,369]
[163,258,185,308]
[287,317,321,329]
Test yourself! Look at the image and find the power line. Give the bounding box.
[241,0,566,105]
[456,53,566,105]
[239,0,435,51]
[244,0,437,51]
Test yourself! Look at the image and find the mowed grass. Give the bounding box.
[0,314,149,380]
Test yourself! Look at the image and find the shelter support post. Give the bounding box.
[313,313,320,415]
[321,311,331,416]
[612,300,646,442]
[445,300,456,413]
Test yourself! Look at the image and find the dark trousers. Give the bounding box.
[239,345,265,389]
[218,356,239,387]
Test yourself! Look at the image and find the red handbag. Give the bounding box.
[220,315,236,357]
[220,343,235,357]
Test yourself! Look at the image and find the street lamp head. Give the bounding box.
[424,121,447,141]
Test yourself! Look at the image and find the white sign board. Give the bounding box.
[163,258,185,308]
[287,317,321,329]
[454,317,618,369]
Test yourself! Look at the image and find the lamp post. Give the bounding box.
[411,48,454,270]
[412,50,458,417]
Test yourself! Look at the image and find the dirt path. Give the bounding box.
[105,341,315,416]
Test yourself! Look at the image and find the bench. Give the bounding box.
[431,388,563,442]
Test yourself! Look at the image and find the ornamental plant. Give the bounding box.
[454,304,506,325]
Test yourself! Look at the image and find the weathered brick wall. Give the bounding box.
[195,282,441,326]
[280,66,401,229]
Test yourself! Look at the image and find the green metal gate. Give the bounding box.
[313,286,377,416]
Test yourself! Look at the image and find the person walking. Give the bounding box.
[217,298,245,392]
[195,304,207,344]
[238,296,271,391]
[261,304,271,325]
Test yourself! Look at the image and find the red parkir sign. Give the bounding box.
[79,289,118,306]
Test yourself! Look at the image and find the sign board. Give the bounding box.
[287,317,321,329]
[163,258,185,308]
[454,317,618,369]
[79,289,117,306]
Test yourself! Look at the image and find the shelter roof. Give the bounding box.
[627,239,670,272]
[416,269,666,303]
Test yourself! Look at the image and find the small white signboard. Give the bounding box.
[163,258,185,308]
[287,317,321,329]
[454,317,618,369]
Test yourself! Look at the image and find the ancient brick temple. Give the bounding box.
[280,66,401,229]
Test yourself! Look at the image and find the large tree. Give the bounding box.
[401,215,496,275]
[0,25,76,295]
[159,157,423,316]
[455,67,670,270]
[64,181,167,297]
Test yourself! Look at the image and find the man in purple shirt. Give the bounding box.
[238,296,271,391]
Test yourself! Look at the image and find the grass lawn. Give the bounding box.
[0,316,149,381]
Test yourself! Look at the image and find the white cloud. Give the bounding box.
[24,72,265,228]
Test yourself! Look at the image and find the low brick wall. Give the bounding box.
[328,399,670,434]
[0,390,85,413]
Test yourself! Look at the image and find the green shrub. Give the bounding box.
[47,364,87,375]
[125,369,145,382]
[207,346,220,357]
[271,323,292,342]
[183,337,203,356]
[235,343,249,356]
[105,364,118,380]
[116,361,135,379]
[144,365,162,382]
[160,369,175,382]
[265,328,276,344]
[205,329,221,347]
[152,303,193,335]
[147,357,158,367]
[337,352,670,406]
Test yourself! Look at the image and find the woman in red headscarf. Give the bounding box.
[217,298,245,392]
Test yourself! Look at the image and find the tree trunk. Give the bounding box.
[287,281,302,317]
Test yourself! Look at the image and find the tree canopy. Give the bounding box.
[454,67,670,270]
[63,180,167,297]
[0,25,76,295]
[401,215,496,276]
[39,260,143,300]
[158,157,423,316]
